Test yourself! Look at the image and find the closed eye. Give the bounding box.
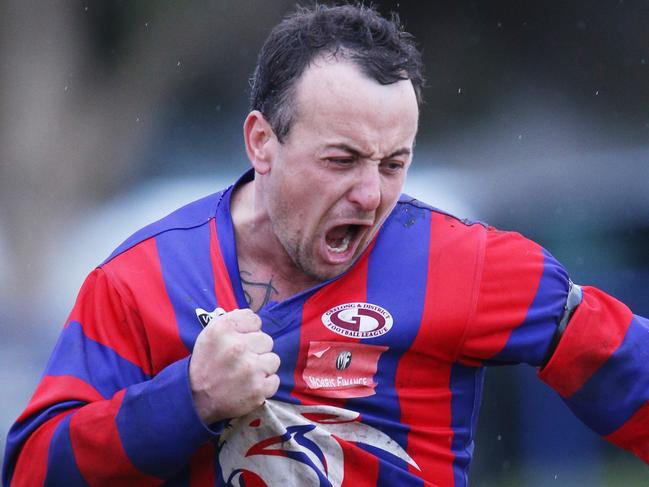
[327,157,355,166]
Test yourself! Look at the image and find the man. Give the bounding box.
[3,4,648,486]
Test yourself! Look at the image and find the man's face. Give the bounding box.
[262,58,419,281]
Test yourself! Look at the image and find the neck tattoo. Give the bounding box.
[240,270,279,312]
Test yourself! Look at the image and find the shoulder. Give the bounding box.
[101,189,228,266]
[94,189,231,313]
[389,194,557,274]
[389,193,490,247]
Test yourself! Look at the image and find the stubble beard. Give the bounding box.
[276,225,333,283]
[271,216,348,283]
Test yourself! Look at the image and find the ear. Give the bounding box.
[243,110,276,174]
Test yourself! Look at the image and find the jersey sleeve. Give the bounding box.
[457,228,570,367]
[457,227,649,463]
[2,268,219,487]
[539,287,649,463]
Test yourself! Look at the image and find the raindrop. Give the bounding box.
[84,6,88,12]
[64,85,68,92]
[497,21,502,28]
[136,117,140,123]
[595,90,599,96]
[497,434,502,441]
[457,87,462,94]
[177,61,181,67]
[517,134,523,140]
[145,22,149,28]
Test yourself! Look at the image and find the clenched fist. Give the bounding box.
[189,308,280,425]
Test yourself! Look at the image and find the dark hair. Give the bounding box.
[249,3,424,142]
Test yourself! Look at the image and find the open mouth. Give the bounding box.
[325,224,361,254]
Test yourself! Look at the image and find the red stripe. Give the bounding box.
[463,229,544,363]
[396,213,483,485]
[539,286,633,397]
[210,218,238,311]
[68,268,152,375]
[70,389,162,487]
[11,411,73,487]
[18,375,103,423]
[189,442,216,487]
[103,239,189,375]
[292,250,370,407]
[338,438,379,486]
[605,400,649,463]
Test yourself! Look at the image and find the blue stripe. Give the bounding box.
[491,248,569,366]
[156,222,216,352]
[45,321,149,399]
[44,413,89,486]
[565,314,649,435]
[116,357,218,478]
[450,364,485,487]
[351,200,431,486]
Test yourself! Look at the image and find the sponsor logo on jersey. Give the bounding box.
[218,400,420,487]
[195,306,226,327]
[321,302,393,338]
[302,341,387,398]
[336,351,352,370]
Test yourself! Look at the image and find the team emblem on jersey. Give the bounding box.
[321,302,393,338]
[217,400,420,486]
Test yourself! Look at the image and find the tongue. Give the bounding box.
[326,225,350,247]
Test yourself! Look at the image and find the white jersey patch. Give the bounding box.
[218,400,420,486]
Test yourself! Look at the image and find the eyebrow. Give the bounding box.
[324,143,411,159]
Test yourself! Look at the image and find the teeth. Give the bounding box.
[326,233,352,253]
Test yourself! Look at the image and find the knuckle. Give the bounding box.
[226,338,246,358]
[269,353,281,371]
[213,315,234,333]
[238,360,253,378]
[268,374,281,395]
[233,308,252,320]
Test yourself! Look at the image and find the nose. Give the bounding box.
[347,165,381,212]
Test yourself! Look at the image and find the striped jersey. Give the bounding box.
[4,171,648,486]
